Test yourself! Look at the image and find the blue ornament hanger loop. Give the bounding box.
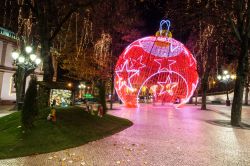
[159,20,171,36]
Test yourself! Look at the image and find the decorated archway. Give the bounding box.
[114,20,199,108]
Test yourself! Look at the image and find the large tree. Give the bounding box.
[92,0,144,109]
[229,0,250,126]
[165,0,231,110]
[21,0,99,81]
[58,0,144,111]
[10,0,100,108]
[165,0,249,125]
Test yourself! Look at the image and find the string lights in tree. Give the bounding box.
[94,33,112,68]
[114,20,199,108]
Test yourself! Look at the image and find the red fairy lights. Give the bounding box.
[114,20,199,108]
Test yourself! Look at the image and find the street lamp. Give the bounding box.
[12,46,41,68]
[67,83,72,88]
[11,45,42,110]
[217,70,236,106]
[78,83,86,98]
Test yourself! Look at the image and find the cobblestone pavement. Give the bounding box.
[1,104,250,166]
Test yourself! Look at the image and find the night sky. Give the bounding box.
[0,0,180,40]
[136,0,190,43]
[137,0,167,36]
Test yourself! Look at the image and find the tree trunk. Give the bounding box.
[231,37,249,126]
[245,85,249,105]
[41,40,54,81]
[15,68,26,110]
[244,77,249,105]
[201,70,209,110]
[195,88,198,105]
[231,77,244,126]
[15,64,37,110]
[37,3,54,108]
[40,35,53,108]
[37,1,53,81]
[195,82,200,105]
[97,80,107,114]
[110,70,114,109]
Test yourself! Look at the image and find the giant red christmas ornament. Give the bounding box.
[114,20,199,108]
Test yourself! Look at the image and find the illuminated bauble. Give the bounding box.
[114,35,199,108]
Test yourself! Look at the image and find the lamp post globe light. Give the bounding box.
[11,46,41,68]
[11,45,42,110]
[217,70,236,106]
[78,83,86,99]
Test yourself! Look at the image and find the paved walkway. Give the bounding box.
[0,105,16,118]
[1,104,250,166]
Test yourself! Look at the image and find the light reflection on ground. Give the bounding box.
[1,104,250,166]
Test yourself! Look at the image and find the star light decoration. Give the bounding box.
[154,59,176,72]
[114,20,199,108]
[157,75,178,96]
[115,60,139,91]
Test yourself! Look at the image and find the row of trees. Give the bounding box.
[11,0,145,116]
[1,0,249,127]
[54,0,144,111]
[164,0,250,126]
[6,0,101,112]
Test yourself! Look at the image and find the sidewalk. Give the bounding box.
[201,104,250,124]
[0,105,16,118]
[1,104,250,165]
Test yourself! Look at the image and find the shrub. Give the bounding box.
[22,75,38,129]
[97,80,107,114]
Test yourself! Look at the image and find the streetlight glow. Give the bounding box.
[30,54,37,61]
[223,70,228,75]
[11,51,19,60]
[231,75,236,79]
[217,70,236,106]
[18,56,25,63]
[35,58,41,65]
[11,47,41,67]
[25,46,33,54]
[68,83,72,87]
[217,75,222,80]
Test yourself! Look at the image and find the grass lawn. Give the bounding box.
[0,106,132,159]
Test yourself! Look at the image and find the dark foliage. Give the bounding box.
[97,80,107,114]
[22,76,38,129]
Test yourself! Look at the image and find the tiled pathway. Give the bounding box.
[1,104,250,166]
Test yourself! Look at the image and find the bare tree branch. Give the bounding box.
[229,16,242,42]
[49,8,76,42]
[25,0,38,17]
[49,0,101,42]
